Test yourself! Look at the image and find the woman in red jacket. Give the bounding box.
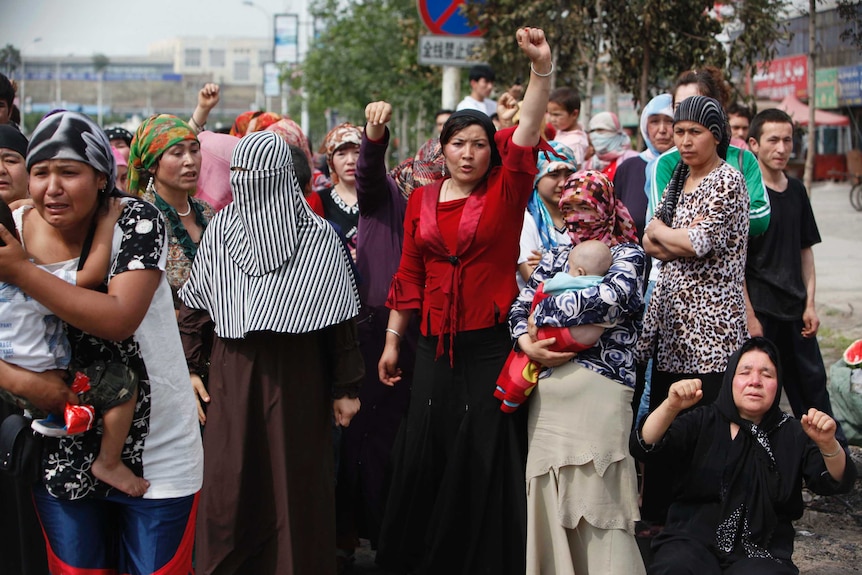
[375,27,553,575]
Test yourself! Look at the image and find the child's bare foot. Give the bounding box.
[92,456,149,497]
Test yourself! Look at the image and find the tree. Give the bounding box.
[720,0,792,100]
[0,44,21,77]
[463,0,598,97]
[805,0,816,192]
[836,0,862,48]
[606,0,725,108]
[302,0,442,156]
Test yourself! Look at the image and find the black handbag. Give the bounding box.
[0,413,43,483]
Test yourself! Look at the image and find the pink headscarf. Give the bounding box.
[111,146,127,168]
[195,131,239,211]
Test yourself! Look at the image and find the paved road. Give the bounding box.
[809,180,862,318]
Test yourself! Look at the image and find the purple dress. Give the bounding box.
[335,128,416,546]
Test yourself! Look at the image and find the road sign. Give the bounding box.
[418,35,485,67]
[274,13,299,64]
[417,0,483,37]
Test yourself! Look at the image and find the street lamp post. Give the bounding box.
[242,0,274,111]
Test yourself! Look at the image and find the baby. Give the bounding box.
[495,240,612,412]
[0,198,148,497]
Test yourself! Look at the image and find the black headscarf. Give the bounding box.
[656,95,729,226]
[0,124,28,158]
[713,337,791,563]
[27,111,117,194]
[104,126,133,147]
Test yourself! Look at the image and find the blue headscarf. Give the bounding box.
[527,140,577,250]
[639,94,674,207]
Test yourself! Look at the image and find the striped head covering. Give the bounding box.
[389,137,445,199]
[27,111,117,194]
[656,95,729,226]
[323,123,362,185]
[265,118,312,162]
[128,114,198,194]
[559,170,638,246]
[527,140,577,250]
[179,131,359,338]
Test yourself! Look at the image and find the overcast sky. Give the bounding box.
[0,0,305,57]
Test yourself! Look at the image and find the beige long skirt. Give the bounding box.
[525,362,645,575]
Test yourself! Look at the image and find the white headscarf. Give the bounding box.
[180,131,359,338]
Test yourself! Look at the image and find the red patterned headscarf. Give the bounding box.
[230,111,283,137]
[230,111,257,137]
[389,137,445,199]
[265,118,312,162]
[247,112,282,134]
[128,114,198,195]
[559,170,638,246]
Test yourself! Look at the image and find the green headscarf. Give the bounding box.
[128,114,198,194]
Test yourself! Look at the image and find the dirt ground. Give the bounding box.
[791,304,862,575]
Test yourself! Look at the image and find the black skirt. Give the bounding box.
[376,324,528,575]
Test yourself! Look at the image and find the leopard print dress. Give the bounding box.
[638,161,749,374]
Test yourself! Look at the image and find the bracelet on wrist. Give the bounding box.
[385,328,402,340]
[530,62,554,78]
[820,445,842,458]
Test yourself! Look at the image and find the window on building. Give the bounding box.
[259,49,272,64]
[234,60,250,82]
[184,48,201,68]
[210,49,225,68]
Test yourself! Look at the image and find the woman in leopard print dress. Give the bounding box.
[637,95,749,526]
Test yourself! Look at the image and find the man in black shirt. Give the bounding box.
[745,108,843,439]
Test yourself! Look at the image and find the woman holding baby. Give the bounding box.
[509,169,646,574]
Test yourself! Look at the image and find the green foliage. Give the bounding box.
[836,0,862,48]
[301,0,442,149]
[606,0,726,99]
[721,0,791,97]
[92,53,110,74]
[463,0,597,91]
[0,44,22,76]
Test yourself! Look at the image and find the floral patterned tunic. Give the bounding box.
[42,198,203,500]
[637,161,749,374]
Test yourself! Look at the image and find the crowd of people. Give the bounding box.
[0,26,856,575]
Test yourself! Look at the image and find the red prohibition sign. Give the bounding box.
[417,0,484,37]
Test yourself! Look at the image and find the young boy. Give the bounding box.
[546,87,589,167]
[0,198,149,496]
[495,240,612,412]
[745,108,844,441]
[456,64,497,117]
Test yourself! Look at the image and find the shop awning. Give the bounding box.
[778,94,850,126]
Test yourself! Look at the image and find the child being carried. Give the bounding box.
[0,198,148,497]
[495,240,612,412]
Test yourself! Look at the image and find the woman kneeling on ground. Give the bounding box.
[630,337,856,575]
